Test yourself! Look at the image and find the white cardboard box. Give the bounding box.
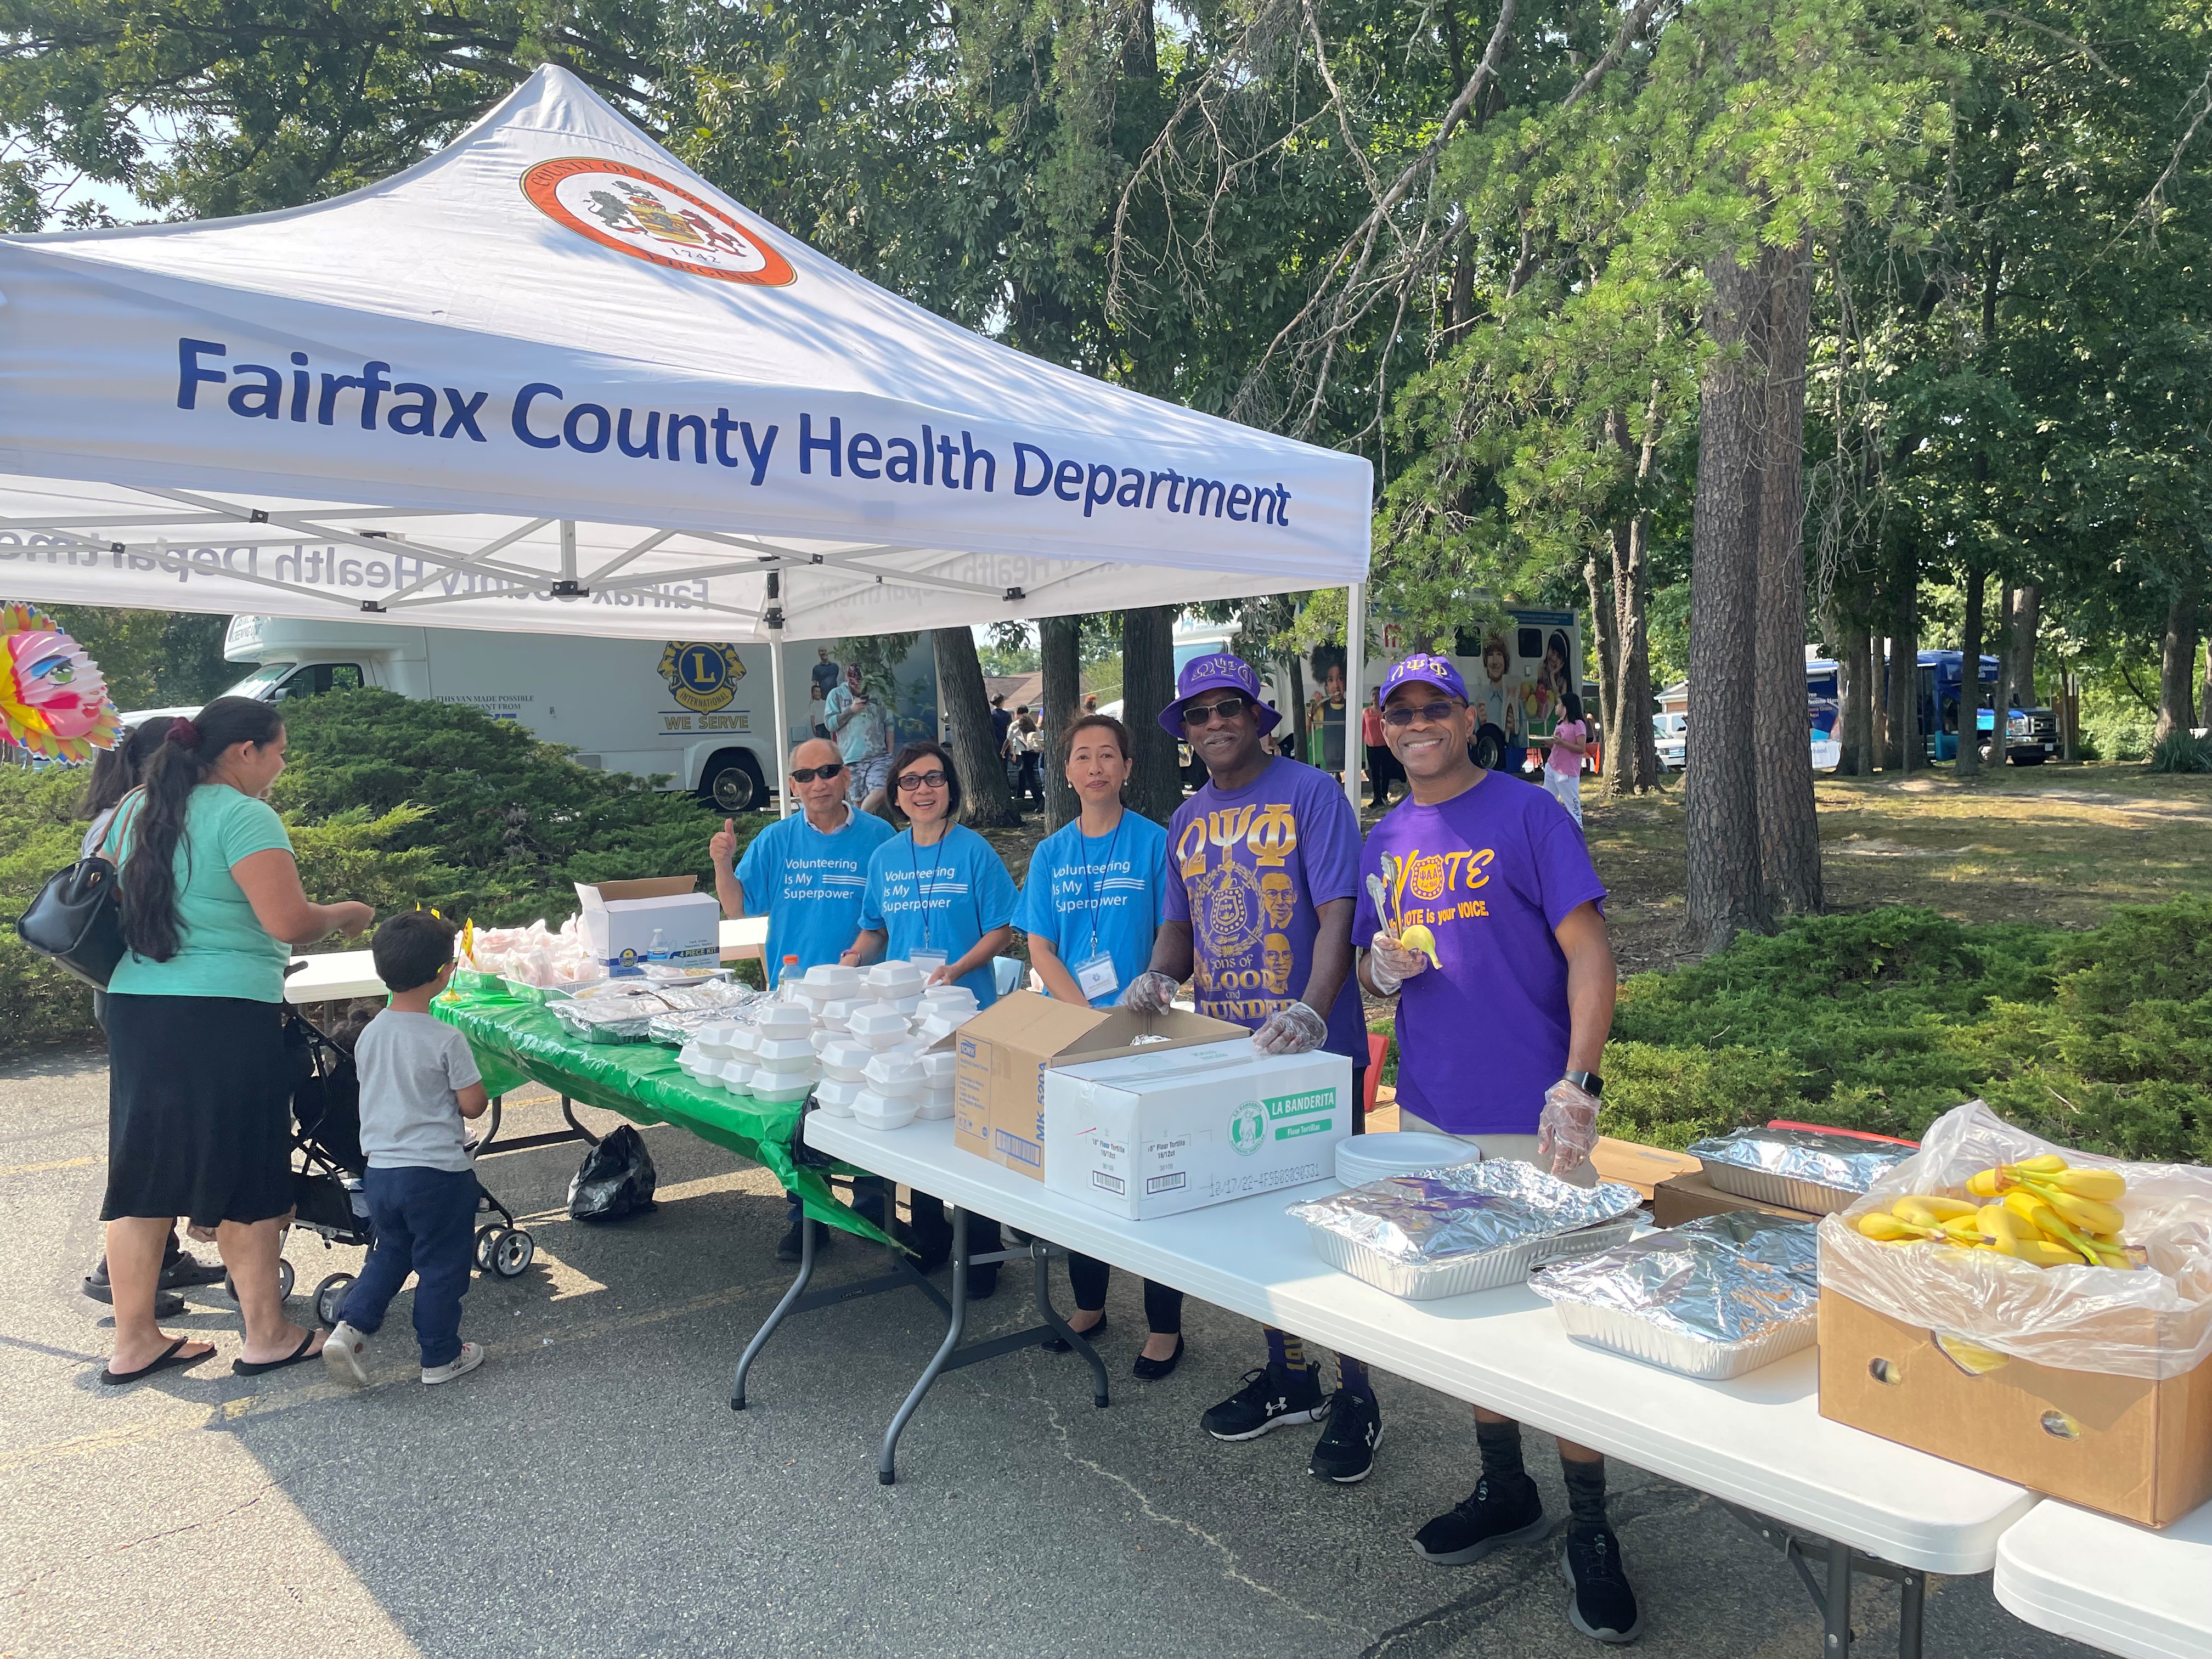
[574,877,720,977]
[1042,1041,1352,1220]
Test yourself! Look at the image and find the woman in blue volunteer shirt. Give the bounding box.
[844,741,1018,1293]
[1014,714,1186,1379]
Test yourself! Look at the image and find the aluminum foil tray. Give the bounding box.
[1306,1215,1638,1300]
[1548,1301,1813,1380]
[1688,1127,1913,1214]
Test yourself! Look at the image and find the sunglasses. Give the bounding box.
[896,769,949,792]
[789,762,845,782]
[1180,694,1251,727]
[1382,699,1463,728]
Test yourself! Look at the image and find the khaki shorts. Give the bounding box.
[1396,1111,1598,1189]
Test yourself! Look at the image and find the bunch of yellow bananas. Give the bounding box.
[1853,1154,2140,1270]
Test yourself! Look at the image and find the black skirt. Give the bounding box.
[101,993,301,1228]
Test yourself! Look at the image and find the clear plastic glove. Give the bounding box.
[1252,1000,1328,1056]
[1122,970,1180,1015]
[1535,1077,1601,1177]
[1365,930,1427,995]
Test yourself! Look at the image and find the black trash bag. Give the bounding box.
[568,1125,658,1223]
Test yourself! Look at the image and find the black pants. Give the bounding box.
[909,1191,1002,1259]
[1365,744,1400,806]
[1014,752,1042,805]
[1065,1254,1184,1333]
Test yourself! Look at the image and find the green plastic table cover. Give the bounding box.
[433,973,886,1242]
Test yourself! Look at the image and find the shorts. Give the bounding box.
[846,754,893,799]
[1395,1113,1598,1189]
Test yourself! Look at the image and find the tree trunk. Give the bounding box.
[1039,614,1082,831]
[1751,241,1821,915]
[1873,628,1892,769]
[1584,539,1619,788]
[1989,593,2013,771]
[1955,562,1985,777]
[1121,605,1182,824]
[1285,651,1308,761]
[1887,573,1920,774]
[1608,401,1662,794]
[1685,246,1770,952]
[2202,636,2211,728]
[2156,589,2203,743]
[2006,582,2041,706]
[1840,620,1875,777]
[932,627,1021,828]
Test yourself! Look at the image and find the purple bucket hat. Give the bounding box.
[1379,652,1468,704]
[1159,652,1282,738]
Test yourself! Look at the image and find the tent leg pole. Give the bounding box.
[768,573,790,819]
[1345,582,1366,816]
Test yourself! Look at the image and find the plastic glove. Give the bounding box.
[1365,930,1427,995]
[1535,1077,1601,1177]
[1122,970,1181,1015]
[1252,1000,1328,1056]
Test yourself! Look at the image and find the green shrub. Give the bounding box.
[2147,731,2212,774]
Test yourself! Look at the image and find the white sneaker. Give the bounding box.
[321,1321,372,1387]
[421,1342,484,1386]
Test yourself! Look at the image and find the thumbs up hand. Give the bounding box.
[709,817,738,867]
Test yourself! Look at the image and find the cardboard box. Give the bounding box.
[1043,1042,1352,1220]
[573,877,720,977]
[1652,1169,1822,1228]
[1816,1288,2212,1527]
[949,992,1249,1180]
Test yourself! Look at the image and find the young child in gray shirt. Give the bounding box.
[323,912,490,1389]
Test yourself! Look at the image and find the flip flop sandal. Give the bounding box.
[99,1336,216,1386]
[231,1328,321,1377]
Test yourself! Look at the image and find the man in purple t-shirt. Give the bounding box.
[1353,652,1640,1645]
[1122,651,1381,1483]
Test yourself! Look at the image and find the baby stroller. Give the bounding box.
[280,1004,537,1329]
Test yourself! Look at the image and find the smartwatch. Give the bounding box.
[1564,1070,1603,1098]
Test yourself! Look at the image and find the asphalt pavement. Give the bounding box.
[2,1047,2102,1659]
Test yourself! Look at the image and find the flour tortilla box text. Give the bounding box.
[573,876,720,977]
[1042,1041,1352,1220]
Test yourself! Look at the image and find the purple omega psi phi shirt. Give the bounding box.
[1163,756,1367,1063]
[1352,771,1606,1136]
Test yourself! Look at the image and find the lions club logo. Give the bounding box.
[659,642,745,713]
[522,158,797,285]
[1228,1102,1267,1158]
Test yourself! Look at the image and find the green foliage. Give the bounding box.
[45,606,234,710]
[2148,732,2212,774]
[1604,902,2212,1164]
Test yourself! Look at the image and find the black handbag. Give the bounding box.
[16,854,128,988]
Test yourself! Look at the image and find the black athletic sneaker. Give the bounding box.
[1561,1524,1644,1644]
[1308,1390,1384,1483]
[1411,1474,1550,1564]
[1200,1363,1327,1441]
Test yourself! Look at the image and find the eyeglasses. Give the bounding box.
[896,769,949,792]
[1382,699,1462,728]
[789,762,845,782]
[1180,695,1251,727]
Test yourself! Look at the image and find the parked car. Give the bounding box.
[1655,712,1686,771]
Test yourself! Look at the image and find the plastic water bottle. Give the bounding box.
[646,928,668,969]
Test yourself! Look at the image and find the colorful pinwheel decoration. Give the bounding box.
[0,602,120,760]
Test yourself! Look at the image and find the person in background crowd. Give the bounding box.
[808,677,831,740]
[99,697,374,1385]
[1124,654,1383,1481]
[810,646,840,704]
[1008,707,1044,809]
[1360,692,1401,811]
[75,714,225,1314]
[825,661,894,817]
[712,737,895,1261]
[1082,693,1099,715]
[1307,659,1348,780]
[990,693,1013,758]
[1014,714,1184,1376]
[1534,690,1590,826]
[844,741,1018,1291]
[1354,653,1636,1645]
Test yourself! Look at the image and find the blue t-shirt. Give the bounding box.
[860,823,1018,1008]
[1015,810,1171,1008]
[735,804,896,988]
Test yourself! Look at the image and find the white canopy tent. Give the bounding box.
[0,66,1373,807]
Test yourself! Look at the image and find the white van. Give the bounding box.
[131,617,939,814]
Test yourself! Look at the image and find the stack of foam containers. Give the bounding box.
[710,1018,759,1094]
[866,959,928,1019]
[815,1035,875,1117]
[856,1050,923,1131]
[917,1047,959,1119]
[913,984,978,1047]
[749,1001,819,1105]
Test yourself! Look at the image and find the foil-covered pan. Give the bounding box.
[1530,1212,1820,1379]
[1289,1161,1644,1300]
[1688,1127,1914,1214]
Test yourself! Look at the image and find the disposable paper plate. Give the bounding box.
[1335,1133,1483,1186]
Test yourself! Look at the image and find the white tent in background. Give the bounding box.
[0,66,1369,651]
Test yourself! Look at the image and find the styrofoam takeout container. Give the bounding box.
[716,1058,756,1092]
[752,1037,819,1075]
[751,1072,816,1106]
[803,963,864,995]
[866,960,927,998]
[819,1037,877,1084]
[913,1088,956,1121]
[814,1077,864,1117]
[755,1003,815,1040]
[863,1053,924,1097]
[848,1003,910,1047]
[851,1090,918,1131]
[919,1049,960,1084]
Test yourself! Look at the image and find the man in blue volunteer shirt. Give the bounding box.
[710,736,894,1259]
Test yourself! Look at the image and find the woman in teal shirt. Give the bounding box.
[99,697,373,1385]
[1014,714,1184,1378]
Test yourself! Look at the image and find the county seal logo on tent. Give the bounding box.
[522,158,797,285]
[659,642,746,712]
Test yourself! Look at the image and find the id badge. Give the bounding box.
[909,949,950,977]
[1074,951,1119,1001]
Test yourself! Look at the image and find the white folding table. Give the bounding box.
[279,917,772,1006]
[1994,1499,2212,1659]
[735,1114,2036,1658]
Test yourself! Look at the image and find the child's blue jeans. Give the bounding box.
[340,1165,477,1368]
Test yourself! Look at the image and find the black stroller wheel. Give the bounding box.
[474,1226,501,1273]
[492,1229,535,1278]
[313,1272,356,1328]
[224,1257,297,1304]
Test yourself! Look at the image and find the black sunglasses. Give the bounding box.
[896,769,949,792]
[1382,699,1463,728]
[789,761,845,782]
[1181,694,1252,727]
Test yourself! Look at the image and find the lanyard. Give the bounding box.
[1074,813,1125,961]
[907,825,950,950]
